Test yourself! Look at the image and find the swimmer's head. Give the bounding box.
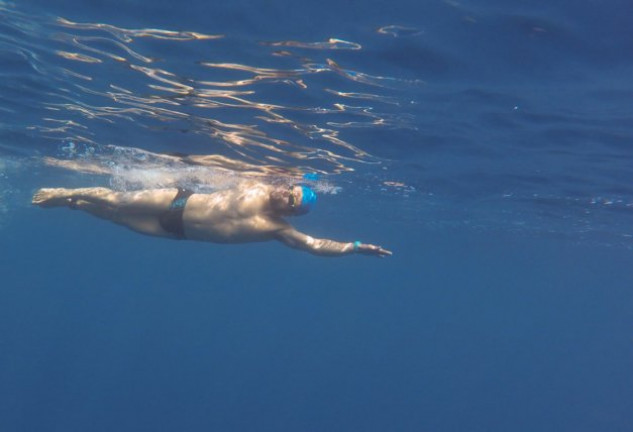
[270,185,317,216]
[290,185,317,215]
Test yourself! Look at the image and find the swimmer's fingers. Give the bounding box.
[357,243,393,257]
[375,246,393,257]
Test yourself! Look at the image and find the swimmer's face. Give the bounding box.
[270,185,303,216]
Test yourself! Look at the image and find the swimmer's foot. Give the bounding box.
[32,188,77,208]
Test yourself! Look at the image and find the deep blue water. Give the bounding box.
[1,0,633,431]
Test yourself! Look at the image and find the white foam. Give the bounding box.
[108,164,242,193]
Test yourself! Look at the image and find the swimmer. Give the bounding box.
[32,183,392,257]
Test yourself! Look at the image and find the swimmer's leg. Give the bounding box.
[33,187,117,209]
[32,187,178,237]
[33,187,175,210]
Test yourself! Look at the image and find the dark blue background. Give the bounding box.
[3,199,632,431]
[2,0,633,431]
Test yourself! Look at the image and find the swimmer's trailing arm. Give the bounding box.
[275,228,392,258]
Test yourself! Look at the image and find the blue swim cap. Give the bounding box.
[295,185,317,215]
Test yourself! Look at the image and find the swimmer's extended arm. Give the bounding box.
[275,227,392,257]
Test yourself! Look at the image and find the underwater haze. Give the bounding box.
[1,0,633,431]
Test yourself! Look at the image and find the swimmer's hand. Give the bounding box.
[356,242,392,258]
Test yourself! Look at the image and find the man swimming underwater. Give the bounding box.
[32,183,392,257]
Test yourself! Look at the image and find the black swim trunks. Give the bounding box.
[159,188,194,239]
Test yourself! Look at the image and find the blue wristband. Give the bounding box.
[353,241,361,251]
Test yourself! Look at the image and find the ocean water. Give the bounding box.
[1,0,632,431]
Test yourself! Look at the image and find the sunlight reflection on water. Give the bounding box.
[3,8,419,178]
